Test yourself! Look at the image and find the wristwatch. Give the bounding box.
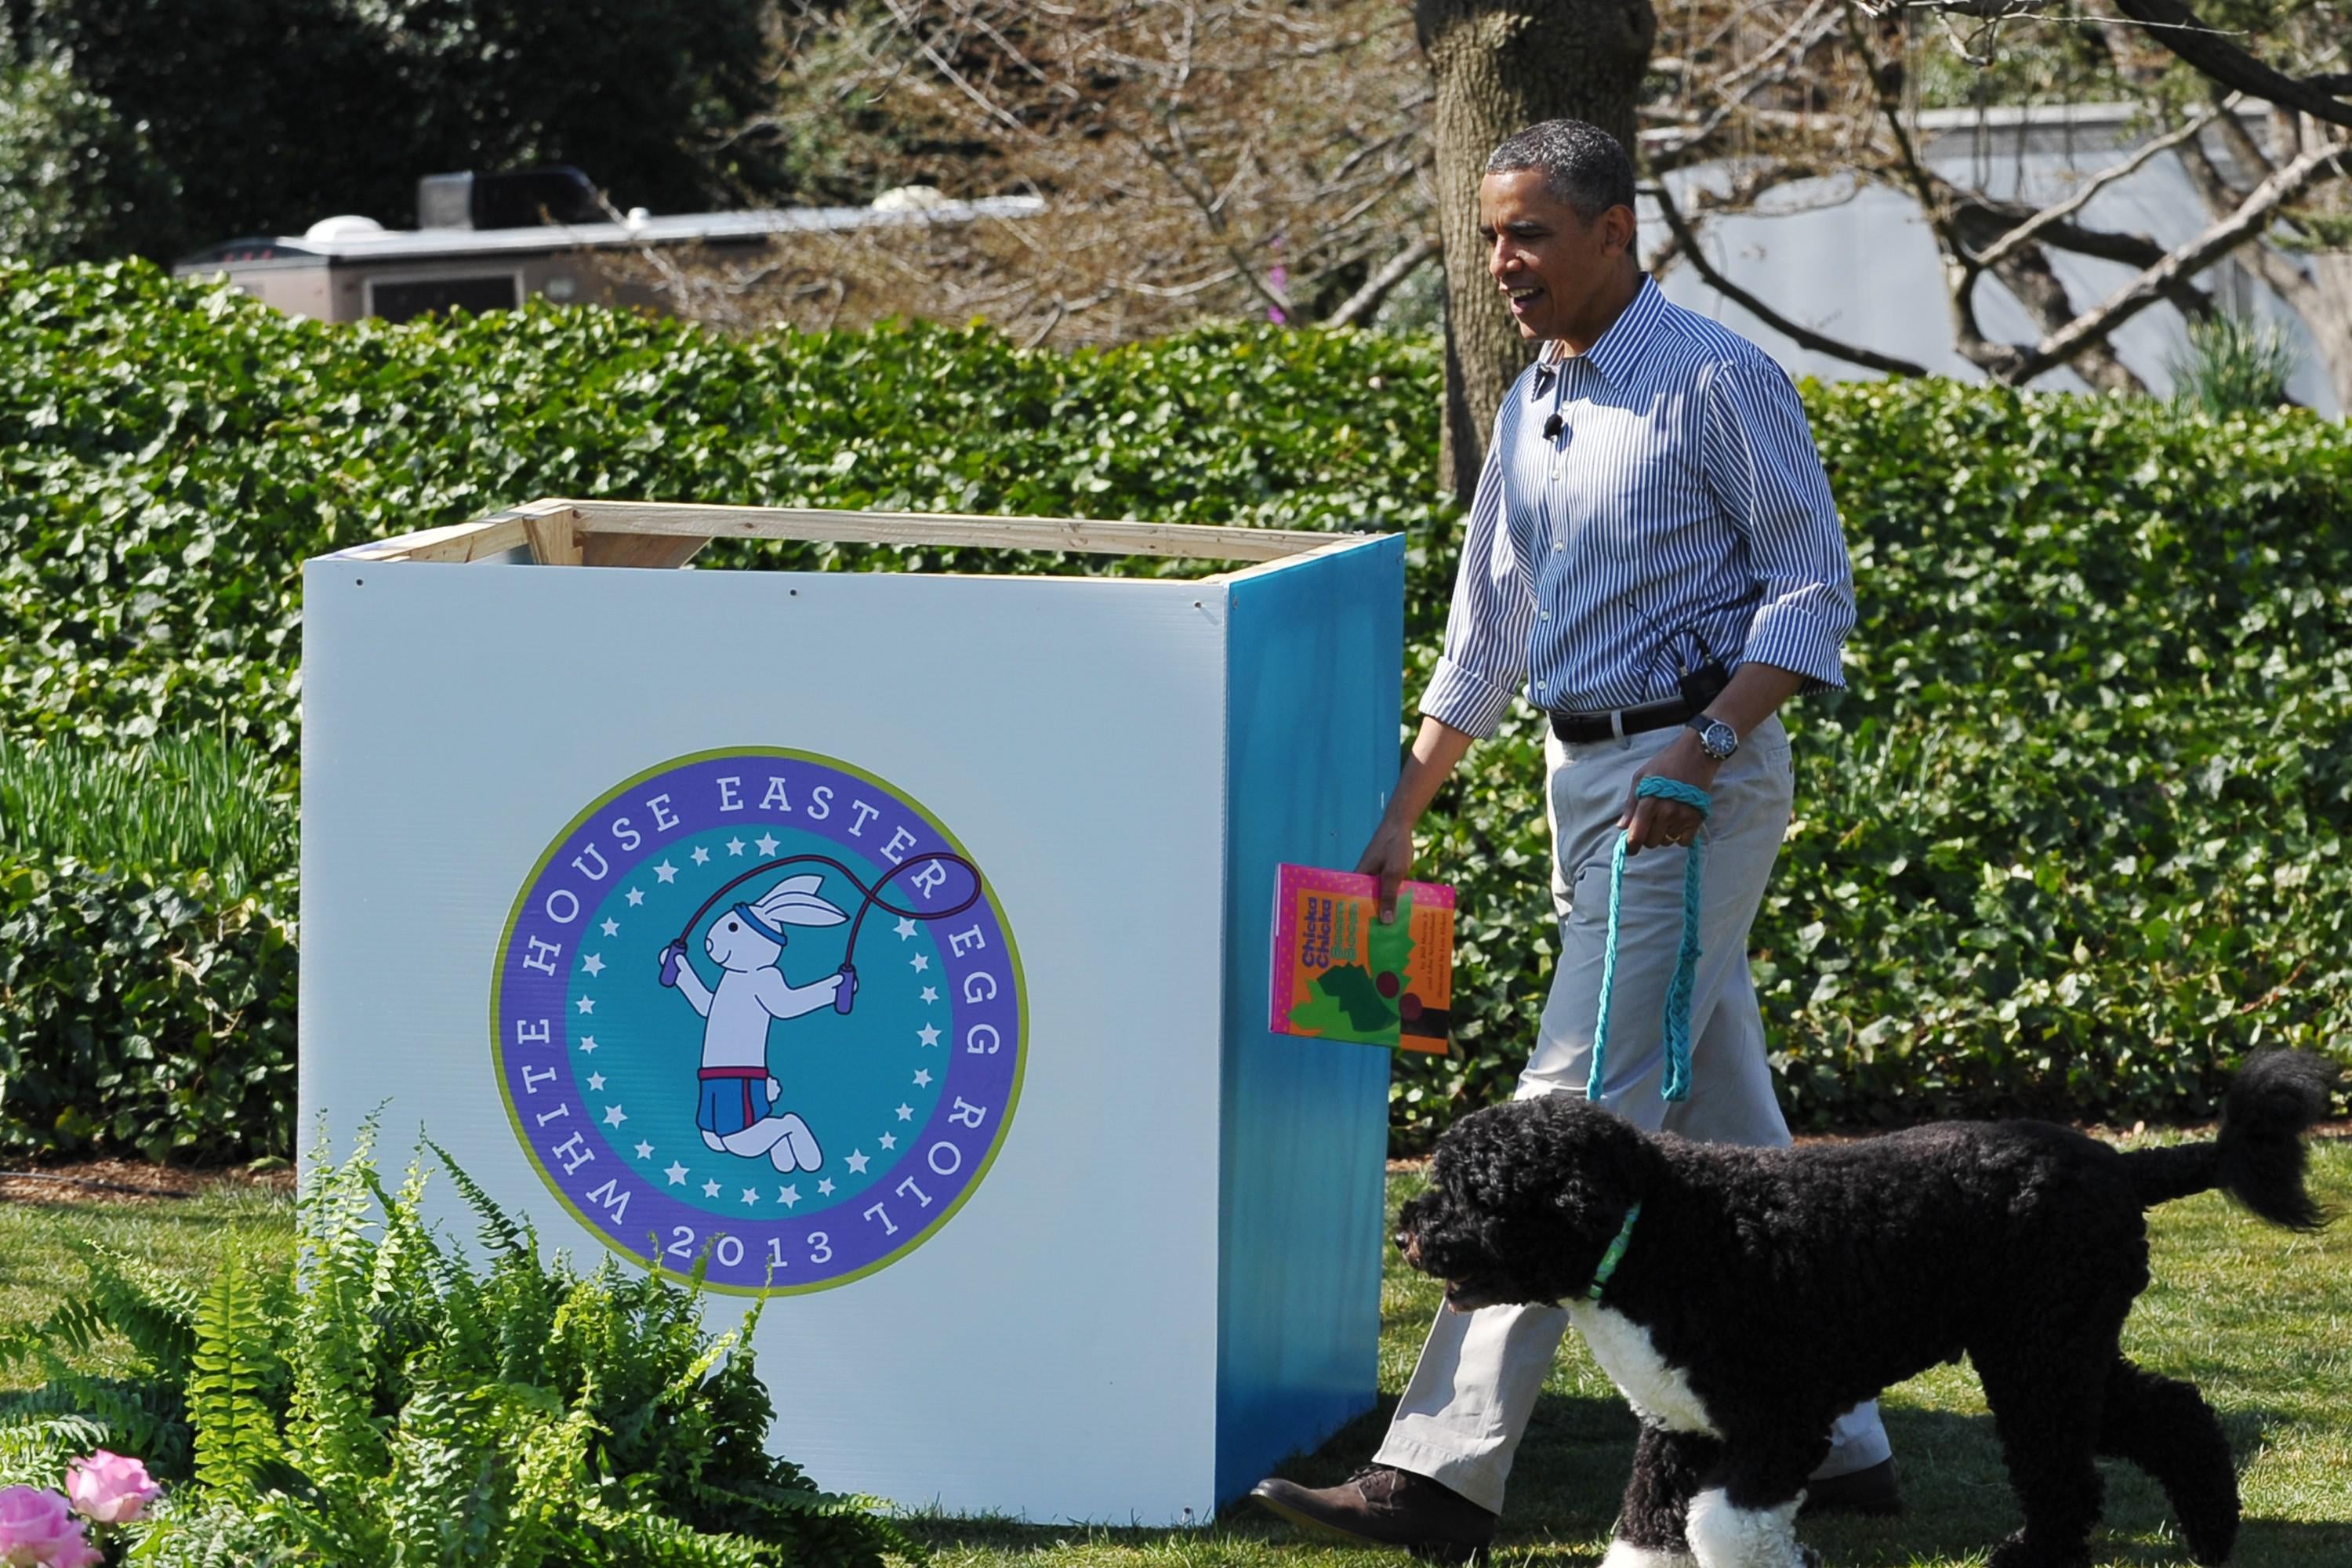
[1686,714,1740,760]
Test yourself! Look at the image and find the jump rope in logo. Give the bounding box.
[656,850,978,1172]
[492,750,1025,1294]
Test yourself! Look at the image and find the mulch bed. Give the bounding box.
[0,1158,296,1206]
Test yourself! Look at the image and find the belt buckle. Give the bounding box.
[1610,709,1626,743]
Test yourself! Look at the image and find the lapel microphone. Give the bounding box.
[1543,412,1566,441]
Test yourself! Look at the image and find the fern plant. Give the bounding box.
[0,1124,913,1567]
[0,1242,205,1486]
[187,1253,285,1493]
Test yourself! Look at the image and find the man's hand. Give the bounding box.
[1355,819,1416,923]
[1619,729,1722,856]
[1353,717,1475,921]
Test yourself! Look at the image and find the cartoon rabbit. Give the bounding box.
[659,873,859,1172]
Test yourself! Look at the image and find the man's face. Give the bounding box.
[1478,168,1632,343]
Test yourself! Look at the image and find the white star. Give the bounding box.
[702,1178,722,1198]
[895,916,918,940]
[691,846,711,866]
[634,1140,652,1159]
[879,1134,897,1151]
[755,833,779,855]
[845,1150,869,1174]
[581,953,605,977]
[913,1069,932,1088]
[654,861,678,884]
[586,1073,606,1091]
[728,838,746,856]
[601,917,620,938]
[626,887,645,907]
[817,1178,836,1196]
[917,1023,941,1047]
[910,953,929,973]
[895,1103,914,1121]
[575,996,596,1015]
[742,1187,760,1205]
[666,1161,688,1185]
[920,985,938,1004]
[604,1105,627,1128]
[778,1185,800,1207]
[579,1035,599,1054]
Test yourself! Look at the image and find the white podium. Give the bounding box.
[300,499,1404,1524]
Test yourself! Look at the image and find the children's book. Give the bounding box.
[1269,863,1456,1053]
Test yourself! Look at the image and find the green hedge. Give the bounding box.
[0,855,296,1161]
[4,259,2350,1157]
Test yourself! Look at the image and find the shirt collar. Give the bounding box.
[1536,275,1663,392]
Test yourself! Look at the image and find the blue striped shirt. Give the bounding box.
[1421,277,1857,737]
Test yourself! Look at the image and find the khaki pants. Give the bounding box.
[1373,717,1890,1513]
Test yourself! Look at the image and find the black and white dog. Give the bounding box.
[1396,1051,2339,1568]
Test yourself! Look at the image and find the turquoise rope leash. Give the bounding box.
[1587,776,1711,1105]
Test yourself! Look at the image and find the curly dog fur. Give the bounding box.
[1396,1051,2339,1568]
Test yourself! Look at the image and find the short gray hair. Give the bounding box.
[1485,120,1636,222]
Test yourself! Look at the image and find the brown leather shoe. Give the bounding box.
[1800,1457,1903,1517]
[1249,1465,1497,1563]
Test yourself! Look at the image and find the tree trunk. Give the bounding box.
[1416,0,1657,504]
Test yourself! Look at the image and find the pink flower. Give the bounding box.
[67,1450,159,1525]
[0,1487,82,1566]
[43,1533,99,1568]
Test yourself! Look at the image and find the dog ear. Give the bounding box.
[1551,1162,1638,1241]
[1531,1098,1647,1243]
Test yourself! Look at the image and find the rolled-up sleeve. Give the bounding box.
[1701,356,1855,691]
[1419,438,1536,738]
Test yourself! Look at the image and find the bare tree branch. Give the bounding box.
[2107,0,2352,130]
[1973,95,2240,269]
[1648,180,1932,375]
[658,1,1436,345]
[2012,140,2352,381]
[1325,237,1439,328]
[2176,132,2313,310]
[2205,95,2285,196]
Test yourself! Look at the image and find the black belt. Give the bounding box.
[1549,696,1699,745]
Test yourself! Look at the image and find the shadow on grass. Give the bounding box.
[898,1396,2350,1567]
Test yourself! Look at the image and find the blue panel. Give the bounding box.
[1215,536,1406,1507]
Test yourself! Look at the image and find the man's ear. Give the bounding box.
[1598,202,1637,259]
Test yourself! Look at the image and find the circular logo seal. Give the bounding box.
[492,748,1025,1294]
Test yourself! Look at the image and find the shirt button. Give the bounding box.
[1538,610,1551,620]
[1553,543,1563,554]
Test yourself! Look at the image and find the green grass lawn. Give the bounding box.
[3,1142,2345,1566]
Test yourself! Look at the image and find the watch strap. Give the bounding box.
[1686,714,1739,759]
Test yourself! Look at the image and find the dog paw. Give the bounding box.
[1987,1534,2091,1568]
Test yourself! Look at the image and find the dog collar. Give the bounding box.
[1586,1203,1642,1302]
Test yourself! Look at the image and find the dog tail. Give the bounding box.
[2122,1050,2338,1230]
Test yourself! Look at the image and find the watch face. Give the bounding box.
[1701,720,1737,758]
